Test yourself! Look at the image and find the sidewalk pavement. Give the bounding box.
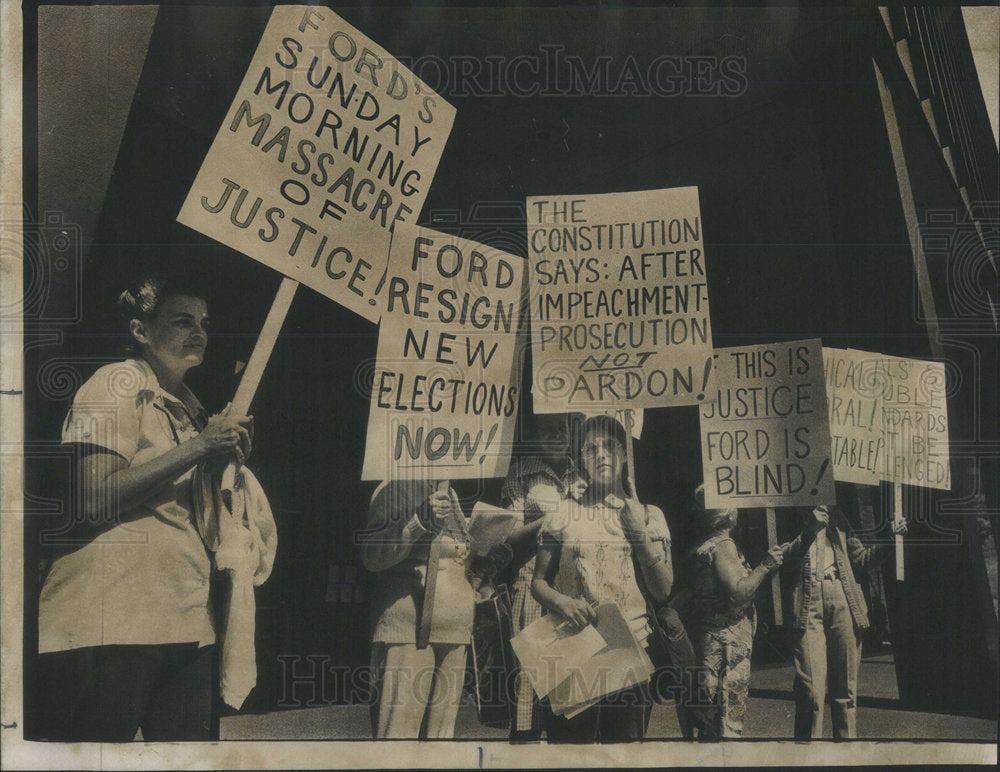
[221,652,997,741]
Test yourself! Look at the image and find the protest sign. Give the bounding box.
[361,223,525,481]
[822,347,886,485]
[527,187,714,412]
[822,348,950,490]
[860,351,951,490]
[700,338,834,509]
[178,5,456,323]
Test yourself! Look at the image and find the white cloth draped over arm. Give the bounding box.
[193,460,277,709]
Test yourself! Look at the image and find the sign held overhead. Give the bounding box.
[700,339,834,509]
[527,187,714,412]
[362,223,525,481]
[178,5,456,323]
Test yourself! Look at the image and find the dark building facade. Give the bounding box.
[20,1,998,734]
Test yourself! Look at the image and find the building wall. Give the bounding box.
[24,3,998,723]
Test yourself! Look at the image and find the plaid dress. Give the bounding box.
[501,458,566,733]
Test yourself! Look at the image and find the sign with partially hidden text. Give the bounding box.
[823,347,885,485]
[361,224,525,481]
[527,187,714,412]
[178,5,456,322]
[822,348,950,490]
[869,352,950,490]
[700,339,834,509]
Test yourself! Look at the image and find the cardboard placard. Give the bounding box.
[822,347,885,485]
[178,5,456,323]
[700,339,834,509]
[527,187,714,412]
[361,223,525,481]
[823,348,950,490]
[863,352,951,490]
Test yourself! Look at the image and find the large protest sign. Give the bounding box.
[823,347,886,485]
[862,351,951,490]
[700,339,834,509]
[178,5,456,323]
[822,348,950,490]
[527,187,714,412]
[361,224,525,481]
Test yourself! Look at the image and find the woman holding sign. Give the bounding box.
[786,497,907,741]
[682,484,787,740]
[531,415,672,743]
[359,479,474,739]
[36,275,253,741]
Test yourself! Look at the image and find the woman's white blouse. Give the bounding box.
[541,497,670,644]
[38,359,216,653]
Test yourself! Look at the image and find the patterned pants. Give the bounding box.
[693,614,755,739]
[510,571,546,736]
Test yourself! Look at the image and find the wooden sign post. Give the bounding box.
[623,409,639,499]
[765,507,783,626]
[230,278,298,416]
[893,482,905,581]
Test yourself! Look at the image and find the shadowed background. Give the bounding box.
[22,0,999,734]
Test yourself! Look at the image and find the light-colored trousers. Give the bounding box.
[371,643,468,739]
[793,575,863,740]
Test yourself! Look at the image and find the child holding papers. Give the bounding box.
[531,415,672,742]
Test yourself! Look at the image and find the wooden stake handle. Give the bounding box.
[894,483,905,581]
[766,507,783,626]
[230,278,299,416]
[622,409,638,498]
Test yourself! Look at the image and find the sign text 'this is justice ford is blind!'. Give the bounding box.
[700,339,835,509]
